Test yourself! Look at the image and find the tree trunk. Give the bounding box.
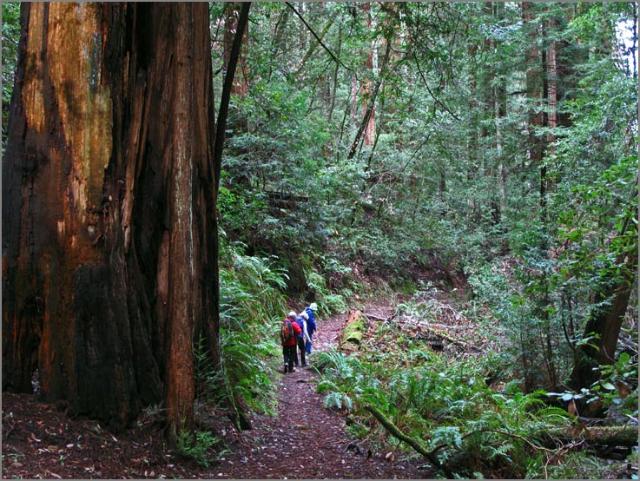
[223,3,249,97]
[347,39,391,160]
[493,2,507,223]
[2,3,218,438]
[570,250,637,389]
[362,2,376,146]
[523,2,546,165]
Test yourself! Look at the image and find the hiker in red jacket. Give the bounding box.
[281,311,301,373]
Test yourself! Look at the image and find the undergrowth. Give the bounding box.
[176,430,221,468]
[313,328,581,478]
[196,240,287,418]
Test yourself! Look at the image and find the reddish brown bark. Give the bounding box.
[223,3,249,97]
[2,3,219,437]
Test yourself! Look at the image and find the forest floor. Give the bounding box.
[2,302,430,479]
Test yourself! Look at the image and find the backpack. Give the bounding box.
[280,319,294,344]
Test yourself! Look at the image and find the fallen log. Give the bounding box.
[544,425,638,447]
[425,326,475,350]
[398,322,479,352]
[363,312,389,322]
[340,310,366,352]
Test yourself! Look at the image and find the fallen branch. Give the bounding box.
[365,404,636,478]
[363,312,390,322]
[398,321,480,352]
[423,326,476,350]
[364,405,444,470]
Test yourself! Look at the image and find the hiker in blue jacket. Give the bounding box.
[304,303,318,354]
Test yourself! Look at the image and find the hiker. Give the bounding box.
[300,311,313,356]
[298,311,312,367]
[293,312,307,367]
[304,303,318,354]
[281,311,301,373]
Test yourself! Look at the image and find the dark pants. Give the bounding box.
[282,345,296,372]
[297,337,306,367]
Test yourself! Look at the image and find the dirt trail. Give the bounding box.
[2,305,429,479]
[215,307,427,479]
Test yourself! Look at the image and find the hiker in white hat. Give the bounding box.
[304,303,318,357]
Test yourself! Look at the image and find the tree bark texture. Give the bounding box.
[223,3,249,97]
[570,250,637,389]
[2,3,218,436]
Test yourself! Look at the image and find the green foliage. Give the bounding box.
[313,346,572,477]
[544,451,621,479]
[176,430,220,468]
[2,2,20,148]
[305,267,347,316]
[218,244,288,415]
[196,240,288,416]
[583,352,637,416]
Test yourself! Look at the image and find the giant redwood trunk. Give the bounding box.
[2,3,219,438]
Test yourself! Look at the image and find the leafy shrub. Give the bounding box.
[313,346,571,478]
[197,241,287,417]
[176,430,220,467]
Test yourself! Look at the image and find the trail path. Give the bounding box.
[216,306,427,479]
[2,304,428,479]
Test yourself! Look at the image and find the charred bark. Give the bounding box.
[2,3,220,437]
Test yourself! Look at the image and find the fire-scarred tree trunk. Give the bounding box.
[2,3,234,440]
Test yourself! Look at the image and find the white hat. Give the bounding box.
[310,303,318,311]
[300,311,309,320]
[288,311,297,318]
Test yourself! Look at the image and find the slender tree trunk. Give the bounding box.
[467,45,479,222]
[224,3,249,97]
[348,39,391,160]
[362,2,376,146]
[570,246,638,389]
[493,3,507,222]
[327,24,342,123]
[1,3,223,439]
[523,2,545,165]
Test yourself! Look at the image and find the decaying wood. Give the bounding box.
[340,310,366,351]
[545,425,639,447]
[421,326,478,351]
[363,312,391,322]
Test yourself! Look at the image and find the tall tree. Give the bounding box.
[2,2,248,439]
[570,213,638,389]
[223,3,249,97]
